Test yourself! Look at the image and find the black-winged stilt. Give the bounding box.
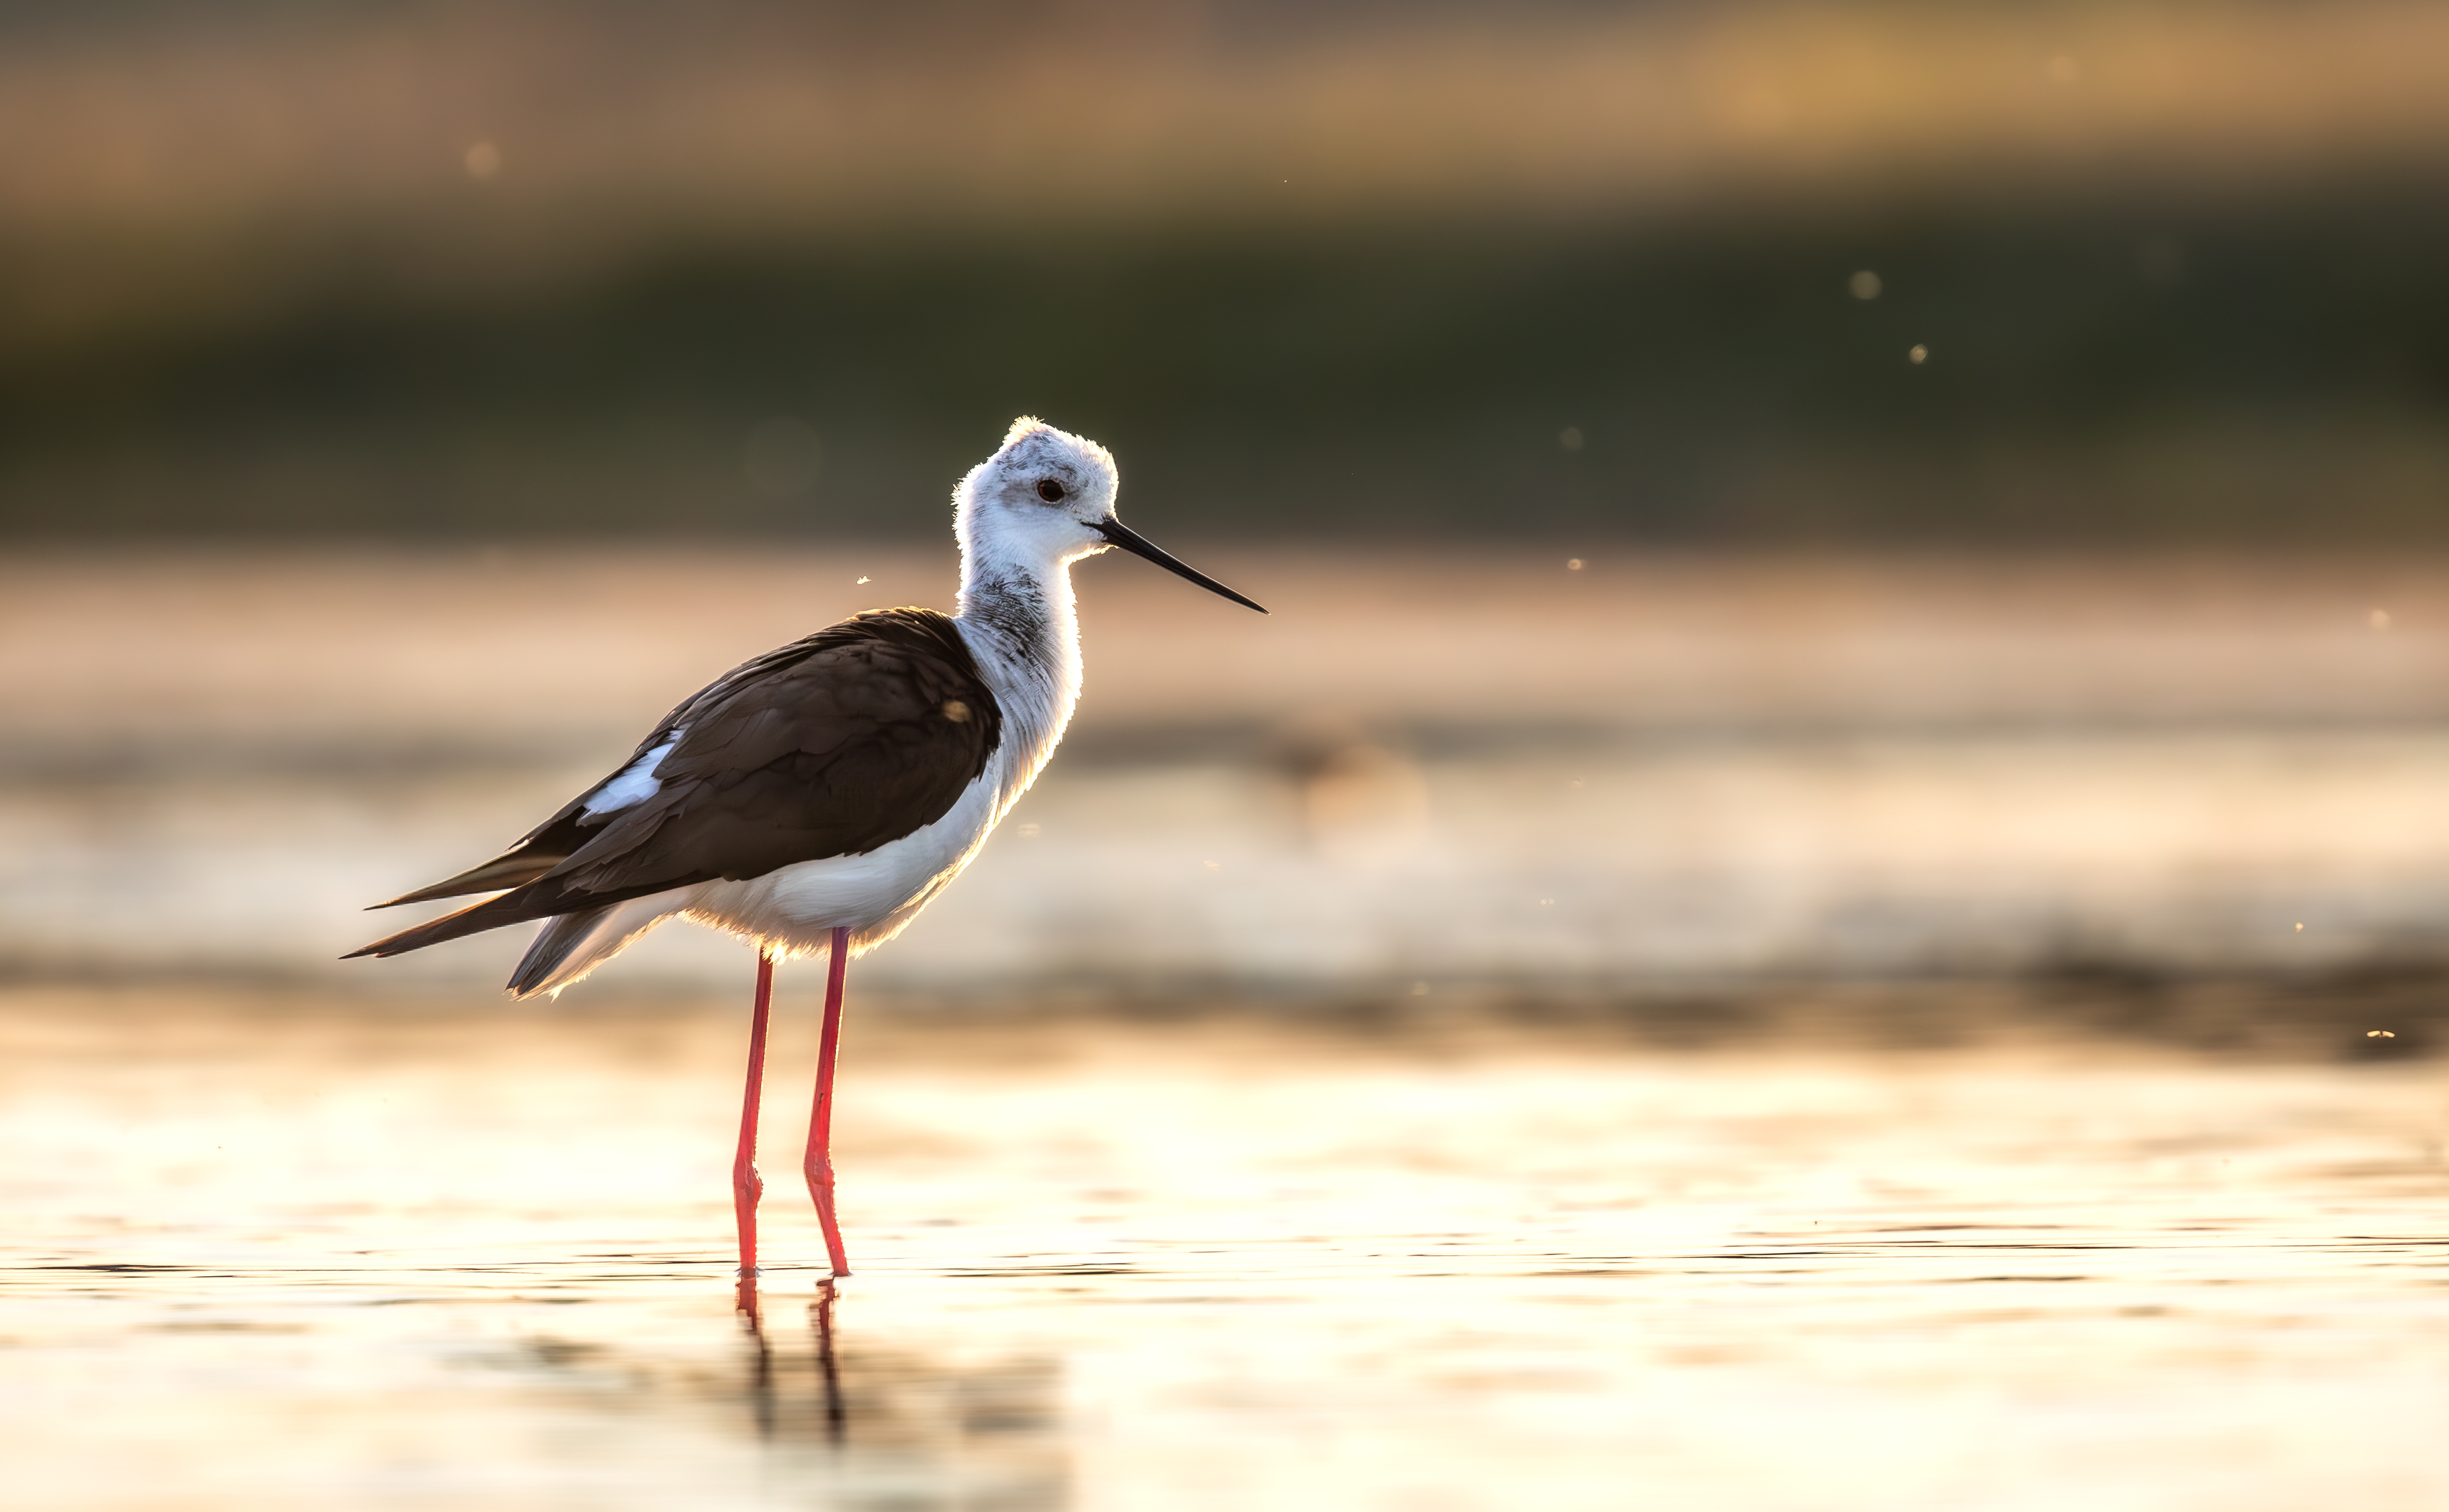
[346,418,1264,1278]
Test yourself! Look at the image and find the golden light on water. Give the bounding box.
[5,0,2448,1497]
[4,551,2448,1506]
[5,995,2446,1509]
[7,550,2449,991]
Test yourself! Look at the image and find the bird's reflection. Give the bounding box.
[811,1280,846,1441]
[736,1273,845,1445]
[719,1269,1063,1505]
[736,1273,776,1439]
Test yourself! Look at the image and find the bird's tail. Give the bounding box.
[504,893,686,998]
[343,888,553,960]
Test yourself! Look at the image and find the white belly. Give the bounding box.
[679,763,1005,958]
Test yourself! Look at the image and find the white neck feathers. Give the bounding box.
[952,531,1084,817]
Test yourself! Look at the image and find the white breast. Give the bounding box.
[679,757,1008,958]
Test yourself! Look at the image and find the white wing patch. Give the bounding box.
[582,735,679,817]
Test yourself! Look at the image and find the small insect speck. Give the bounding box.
[856,576,870,585]
[2295,922,2304,931]
[2367,1029,2397,1038]
[1909,344,1928,365]
[1567,558,1584,571]
[1539,898,1555,907]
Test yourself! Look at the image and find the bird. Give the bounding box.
[346,418,1265,1280]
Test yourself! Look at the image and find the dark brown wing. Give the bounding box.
[346,609,1001,959]
[369,627,898,908]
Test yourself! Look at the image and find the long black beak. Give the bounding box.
[1091,518,1268,614]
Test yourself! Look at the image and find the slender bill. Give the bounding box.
[1090,518,1269,614]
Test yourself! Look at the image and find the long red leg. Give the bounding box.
[733,949,775,1278]
[804,926,852,1276]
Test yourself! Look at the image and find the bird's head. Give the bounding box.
[955,418,1266,613]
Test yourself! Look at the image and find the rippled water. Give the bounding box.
[7,992,2446,1510]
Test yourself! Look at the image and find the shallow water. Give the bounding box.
[14,719,2449,993]
[6,993,2446,1510]
[10,551,2449,992]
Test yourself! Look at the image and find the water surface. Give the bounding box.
[6,992,2445,1509]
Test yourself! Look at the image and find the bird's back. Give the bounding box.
[348,608,1004,965]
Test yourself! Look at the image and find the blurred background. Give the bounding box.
[6,0,2449,543]
[1,0,2444,1015]
[10,6,2449,1510]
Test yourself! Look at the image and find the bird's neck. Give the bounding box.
[953,543,1082,806]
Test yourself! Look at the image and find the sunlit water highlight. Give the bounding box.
[9,552,2449,992]
[10,726,2449,991]
[6,994,2446,1510]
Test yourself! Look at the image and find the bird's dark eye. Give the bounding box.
[1036,479,1066,503]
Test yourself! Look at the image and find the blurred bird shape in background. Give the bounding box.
[347,418,1266,1280]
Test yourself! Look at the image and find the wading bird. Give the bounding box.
[347,418,1264,1278]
